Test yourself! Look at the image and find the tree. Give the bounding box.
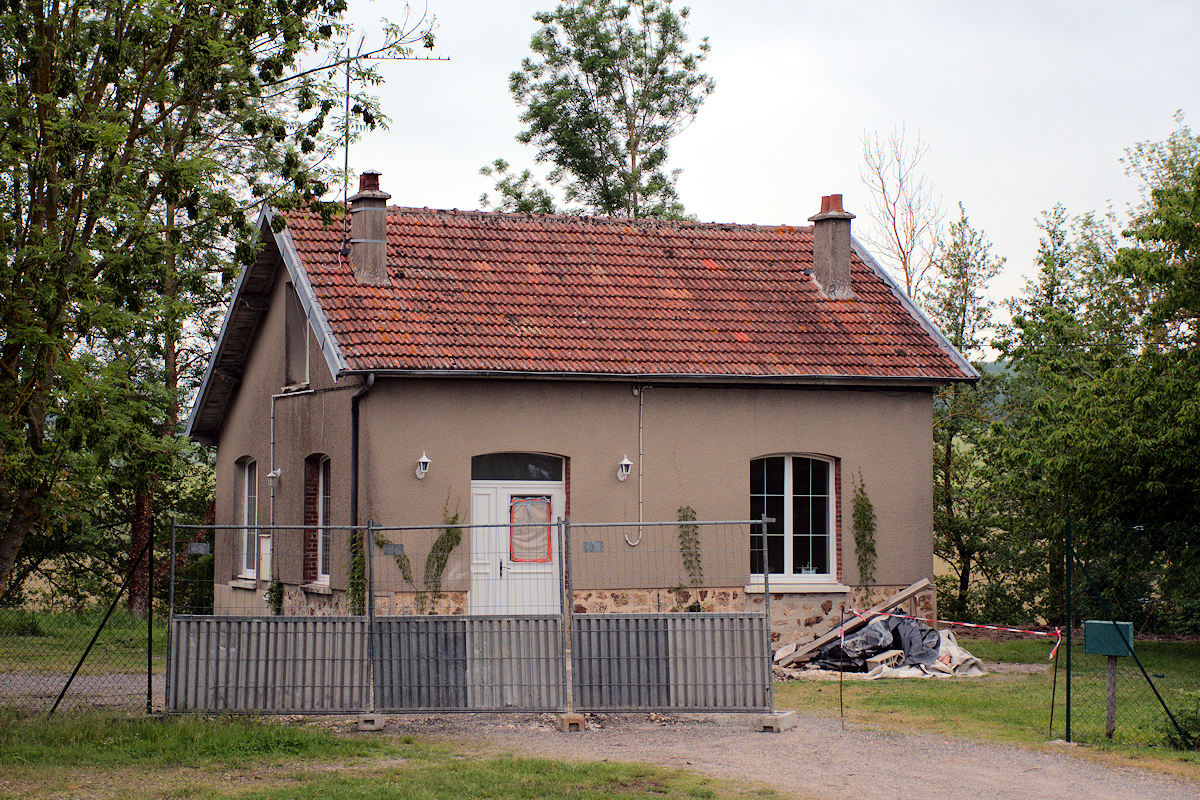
[0,0,434,600]
[495,0,713,218]
[925,206,1002,620]
[984,206,1132,624]
[859,126,944,300]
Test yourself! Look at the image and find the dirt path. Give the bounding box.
[394,711,1200,800]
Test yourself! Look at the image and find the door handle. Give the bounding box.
[499,558,504,578]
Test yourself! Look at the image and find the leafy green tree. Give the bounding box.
[490,0,713,218]
[924,206,1002,619]
[479,159,558,214]
[0,0,433,602]
[984,206,1132,623]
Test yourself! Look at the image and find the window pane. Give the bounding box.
[750,495,764,524]
[766,497,784,535]
[810,497,828,536]
[793,535,812,573]
[472,452,563,481]
[794,457,811,495]
[750,533,764,574]
[793,496,812,535]
[767,535,784,575]
[810,458,829,493]
[750,459,765,494]
[510,495,551,562]
[811,534,829,574]
[764,457,784,495]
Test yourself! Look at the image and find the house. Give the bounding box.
[186,171,976,640]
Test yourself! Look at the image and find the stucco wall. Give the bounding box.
[355,379,933,592]
[213,261,357,597]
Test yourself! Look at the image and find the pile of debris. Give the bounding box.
[773,579,986,679]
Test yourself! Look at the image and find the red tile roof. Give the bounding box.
[281,207,971,381]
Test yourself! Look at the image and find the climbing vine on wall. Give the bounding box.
[375,498,462,614]
[422,501,462,613]
[852,471,877,586]
[348,529,366,615]
[677,504,703,587]
[266,574,284,616]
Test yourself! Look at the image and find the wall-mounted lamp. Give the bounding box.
[617,455,633,482]
[266,468,282,488]
[415,452,432,480]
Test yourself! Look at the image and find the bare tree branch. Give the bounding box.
[859,125,944,300]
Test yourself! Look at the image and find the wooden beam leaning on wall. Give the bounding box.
[773,578,933,668]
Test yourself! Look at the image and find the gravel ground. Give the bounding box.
[389,710,1200,800]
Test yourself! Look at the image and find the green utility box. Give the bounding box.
[1084,620,1133,656]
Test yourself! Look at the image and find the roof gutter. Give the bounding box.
[335,369,973,388]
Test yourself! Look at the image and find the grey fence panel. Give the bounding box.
[572,613,769,712]
[372,615,563,712]
[572,614,669,709]
[667,613,769,710]
[465,616,564,711]
[373,617,468,710]
[168,616,368,713]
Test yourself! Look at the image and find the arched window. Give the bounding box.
[304,454,332,583]
[471,452,563,482]
[236,457,258,578]
[750,455,835,579]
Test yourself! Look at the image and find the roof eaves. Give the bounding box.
[850,237,979,381]
[183,217,265,442]
[265,207,349,378]
[340,368,966,388]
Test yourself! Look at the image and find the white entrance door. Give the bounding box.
[469,480,565,615]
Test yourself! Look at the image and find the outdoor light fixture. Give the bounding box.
[415,452,432,480]
[617,455,633,482]
[266,468,282,487]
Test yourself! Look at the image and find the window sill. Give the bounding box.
[302,581,332,595]
[230,577,258,590]
[744,581,850,594]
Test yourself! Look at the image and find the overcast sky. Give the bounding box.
[343,0,1200,301]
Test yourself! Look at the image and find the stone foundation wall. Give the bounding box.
[375,591,468,616]
[278,582,936,643]
[570,584,936,646]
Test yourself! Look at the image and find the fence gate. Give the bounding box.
[166,520,773,715]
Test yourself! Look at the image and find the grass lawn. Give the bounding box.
[0,607,168,675]
[0,711,789,800]
[773,635,1200,777]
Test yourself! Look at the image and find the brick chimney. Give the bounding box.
[348,170,391,285]
[808,194,855,300]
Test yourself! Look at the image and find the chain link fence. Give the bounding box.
[0,539,160,714]
[1066,522,1200,749]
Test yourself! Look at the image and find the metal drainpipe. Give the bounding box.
[350,373,376,528]
[625,384,651,546]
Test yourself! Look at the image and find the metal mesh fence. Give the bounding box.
[164,519,772,715]
[1067,522,1200,749]
[0,544,158,714]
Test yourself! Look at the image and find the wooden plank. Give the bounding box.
[774,578,932,667]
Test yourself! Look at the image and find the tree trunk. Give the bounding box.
[0,488,41,598]
[126,485,153,618]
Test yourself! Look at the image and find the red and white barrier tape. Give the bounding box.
[844,608,1063,660]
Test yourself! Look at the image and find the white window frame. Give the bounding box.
[316,456,331,583]
[238,459,259,579]
[750,454,836,585]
